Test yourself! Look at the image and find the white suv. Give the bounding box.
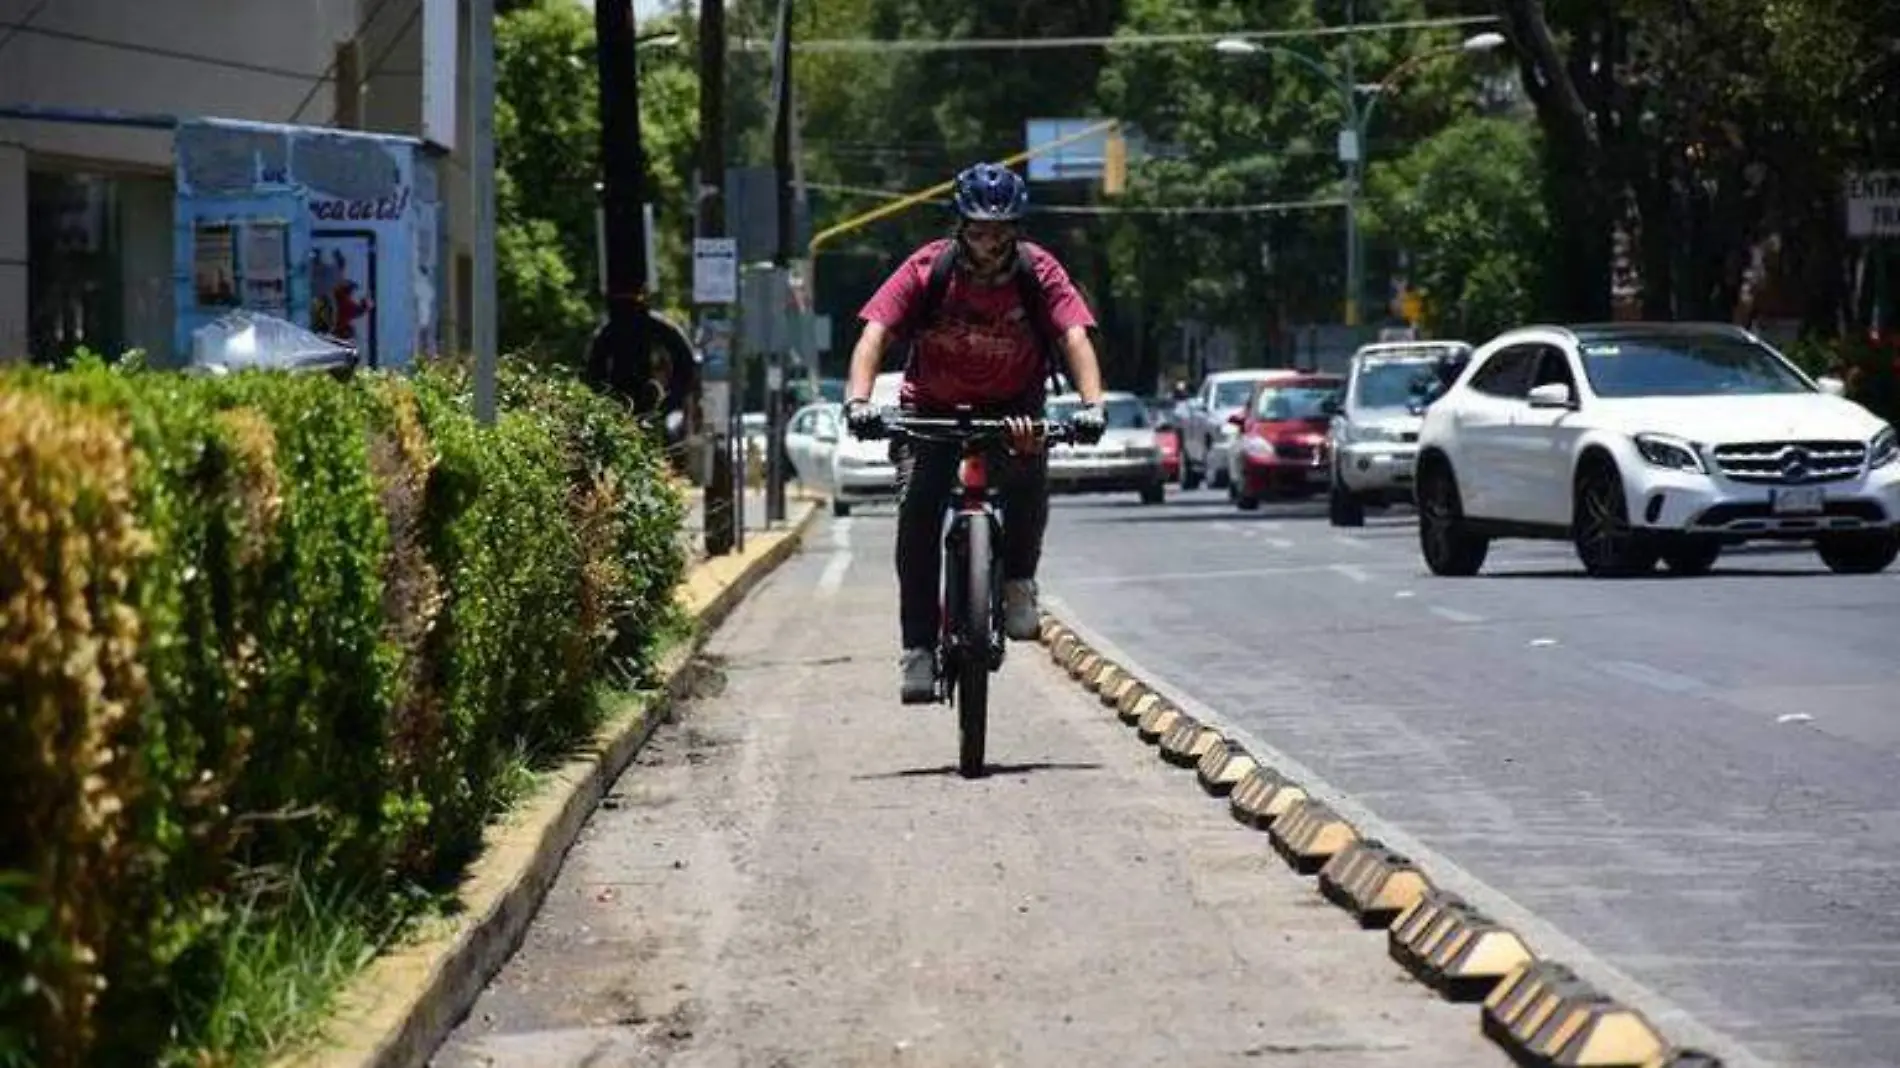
[1413,323,1900,577]
[1328,340,1472,526]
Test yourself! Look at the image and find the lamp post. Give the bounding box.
[1214,28,1506,327]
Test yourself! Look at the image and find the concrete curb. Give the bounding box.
[280,501,823,1068]
[1031,608,1731,1068]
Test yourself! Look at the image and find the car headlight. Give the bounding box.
[1354,424,1402,444]
[1871,426,1898,469]
[1633,432,1706,473]
[1241,436,1276,459]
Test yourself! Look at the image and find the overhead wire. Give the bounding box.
[733,15,1500,53]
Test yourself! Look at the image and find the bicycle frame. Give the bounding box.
[938,442,1007,701]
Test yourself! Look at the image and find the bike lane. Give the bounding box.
[431,514,1508,1067]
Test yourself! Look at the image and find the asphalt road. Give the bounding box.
[1036,485,1900,1068]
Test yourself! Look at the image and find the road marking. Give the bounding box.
[1428,605,1485,624]
[1263,537,1295,550]
[1329,564,1371,584]
[1040,597,1771,1068]
[1053,563,1402,586]
[1528,637,1559,647]
[1394,590,1416,599]
[1331,535,1369,551]
[1212,521,1240,534]
[817,552,852,597]
[817,518,853,597]
[1602,660,1706,695]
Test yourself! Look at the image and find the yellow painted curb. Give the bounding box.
[1050,633,1081,665]
[278,502,822,1068]
[1069,650,1103,680]
[1195,741,1257,797]
[1268,798,1361,875]
[1089,661,1125,695]
[1228,765,1308,830]
[1316,839,1433,930]
[1482,960,1668,1067]
[1160,722,1221,768]
[1389,887,1538,1003]
[1117,687,1156,724]
[1137,703,1188,745]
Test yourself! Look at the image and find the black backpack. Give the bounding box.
[894,241,1067,400]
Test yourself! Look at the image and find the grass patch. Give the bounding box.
[159,872,410,1068]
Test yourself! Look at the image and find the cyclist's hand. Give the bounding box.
[1003,414,1041,456]
[1071,403,1107,445]
[845,399,886,440]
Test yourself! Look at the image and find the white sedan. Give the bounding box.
[1413,322,1900,577]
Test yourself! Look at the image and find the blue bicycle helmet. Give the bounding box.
[952,162,1030,222]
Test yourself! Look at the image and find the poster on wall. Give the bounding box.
[310,230,378,365]
[193,222,238,307]
[242,221,289,316]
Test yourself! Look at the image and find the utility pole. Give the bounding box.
[698,0,737,555]
[766,0,794,524]
[472,0,498,423]
[1341,0,1360,328]
[590,0,658,417]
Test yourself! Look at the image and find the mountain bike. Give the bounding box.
[884,412,1080,778]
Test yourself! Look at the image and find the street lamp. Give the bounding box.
[1213,29,1506,326]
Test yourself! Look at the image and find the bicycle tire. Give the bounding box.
[956,513,993,779]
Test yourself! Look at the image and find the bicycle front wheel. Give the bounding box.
[956,513,994,779]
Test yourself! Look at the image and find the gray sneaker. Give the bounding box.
[1002,579,1041,641]
[900,648,936,704]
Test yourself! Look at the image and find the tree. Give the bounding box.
[1363,115,1550,341]
[494,0,700,361]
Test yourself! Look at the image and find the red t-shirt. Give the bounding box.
[858,238,1096,410]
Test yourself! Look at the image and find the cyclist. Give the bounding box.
[842,161,1108,703]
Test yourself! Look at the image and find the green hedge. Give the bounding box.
[0,356,685,1067]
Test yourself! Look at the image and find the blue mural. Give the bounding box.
[172,117,442,370]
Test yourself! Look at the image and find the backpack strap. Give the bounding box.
[1011,252,1064,396]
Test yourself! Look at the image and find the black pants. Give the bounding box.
[893,438,1050,649]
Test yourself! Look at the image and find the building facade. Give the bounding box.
[0,0,479,364]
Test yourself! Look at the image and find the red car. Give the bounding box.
[1226,373,1344,510]
[1155,424,1182,482]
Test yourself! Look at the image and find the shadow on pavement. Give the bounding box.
[851,760,1105,780]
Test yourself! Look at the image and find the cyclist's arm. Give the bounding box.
[846,321,892,403]
[1059,326,1106,407]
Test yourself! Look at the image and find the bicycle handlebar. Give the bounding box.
[859,413,1080,446]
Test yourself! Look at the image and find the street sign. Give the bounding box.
[1846,171,1900,237]
[693,237,738,303]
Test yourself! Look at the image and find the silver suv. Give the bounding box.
[1327,340,1471,526]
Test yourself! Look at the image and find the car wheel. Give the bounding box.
[1416,460,1488,576]
[1815,530,1900,574]
[1182,458,1203,490]
[1660,536,1722,576]
[831,498,852,518]
[1139,482,1165,505]
[1235,492,1261,511]
[1573,461,1658,577]
[1328,464,1366,527]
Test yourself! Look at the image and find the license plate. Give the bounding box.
[1771,485,1825,514]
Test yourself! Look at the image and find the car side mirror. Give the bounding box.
[1320,396,1342,416]
[1817,375,1847,397]
[1526,382,1578,410]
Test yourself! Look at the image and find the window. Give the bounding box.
[1578,332,1812,398]
[1047,396,1149,429]
[1353,359,1438,409]
[1467,346,1540,398]
[1252,383,1341,420]
[1528,346,1577,392]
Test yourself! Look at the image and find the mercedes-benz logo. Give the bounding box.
[1779,446,1811,483]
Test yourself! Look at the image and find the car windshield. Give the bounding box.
[1048,397,1149,429]
[1213,379,1267,408]
[1579,334,1813,398]
[1253,385,1339,420]
[1353,360,1438,408]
